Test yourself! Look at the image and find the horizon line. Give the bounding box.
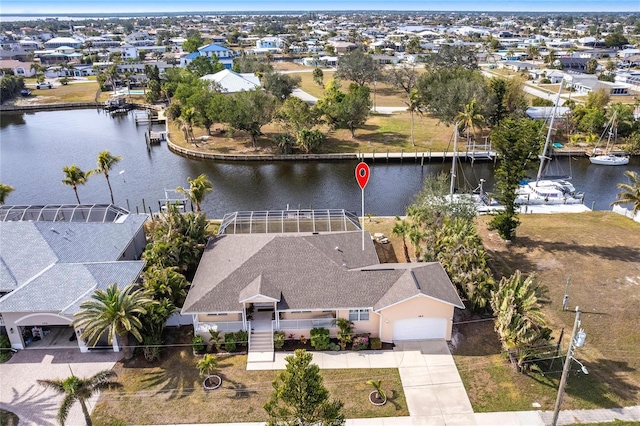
[2,9,639,16]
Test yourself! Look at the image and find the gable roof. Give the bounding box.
[182,232,463,314]
[198,43,231,53]
[201,69,260,93]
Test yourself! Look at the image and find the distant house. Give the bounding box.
[201,69,260,93]
[571,77,629,96]
[500,60,536,72]
[329,40,358,54]
[44,37,82,49]
[180,43,235,69]
[0,205,148,353]
[0,59,35,77]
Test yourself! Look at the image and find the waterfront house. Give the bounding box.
[0,205,147,353]
[201,69,260,93]
[181,210,464,357]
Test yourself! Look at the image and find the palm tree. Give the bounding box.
[197,354,220,388]
[94,150,122,204]
[489,270,549,353]
[37,369,119,426]
[74,283,154,360]
[0,183,14,205]
[176,174,213,214]
[455,99,485,146]
[62,165,90,204]
[611,171,640,216]
[392,216,411,263]
[178,107,197,145]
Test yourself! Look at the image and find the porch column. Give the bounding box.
[242,302,247,331]
[274,302,279,330]
[75,327,89,353]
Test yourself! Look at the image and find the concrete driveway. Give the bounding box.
[394,341,475,425]
[248,340,475,425]
[0,349,121,426]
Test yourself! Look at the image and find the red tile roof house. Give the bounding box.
[181,224,464,361]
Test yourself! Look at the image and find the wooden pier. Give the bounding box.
[134,110,166,126]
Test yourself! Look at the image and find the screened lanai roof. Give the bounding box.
[0,204,130,223]
[218,209,361,235]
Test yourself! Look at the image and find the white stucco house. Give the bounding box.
[0,205,148,353]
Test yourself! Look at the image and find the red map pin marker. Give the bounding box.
[355,162,370,190]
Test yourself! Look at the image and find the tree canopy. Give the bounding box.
[335,49,379,86]
[264,349,345,425]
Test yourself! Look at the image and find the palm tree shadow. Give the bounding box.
[223,377,258,399]
[2,384,59,426]
[140,359,198,400]
[386,389,402,411]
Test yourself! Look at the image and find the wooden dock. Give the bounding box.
[134,110,166,125]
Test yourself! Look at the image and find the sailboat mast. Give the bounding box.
[536,79,565,183]
[451,121,459,196]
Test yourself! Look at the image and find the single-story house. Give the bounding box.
[201,69,260,93]
[0,204,148,353]
[0,59,35,77]
[181,222,464,350]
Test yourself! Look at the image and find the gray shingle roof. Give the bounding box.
[0,223,58,288]
[182,232,463,314]
[0,214,147,314]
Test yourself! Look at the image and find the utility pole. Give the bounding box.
[552,306,586,426]
[562,276,570,311]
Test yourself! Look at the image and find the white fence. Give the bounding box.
[612,205,640,223]
[277,318,336,330]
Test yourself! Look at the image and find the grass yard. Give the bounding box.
[465,212,640,411]
[359,213,640,412]
[291,69,414,107]
[92,329,408,425]
[18,81,100,104]
[170,109,456,155]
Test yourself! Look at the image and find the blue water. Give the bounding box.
[1,109,639,217]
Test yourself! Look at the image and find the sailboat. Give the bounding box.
[515,80,585,206]
[589,112,630,166]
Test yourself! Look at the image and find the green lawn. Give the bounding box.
[92,335,408,425]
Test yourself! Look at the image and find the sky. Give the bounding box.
[0,0,638,14]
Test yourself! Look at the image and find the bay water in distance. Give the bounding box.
[1,109,639,218]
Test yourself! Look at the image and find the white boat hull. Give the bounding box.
[589,155,630,166]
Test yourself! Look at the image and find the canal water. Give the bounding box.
[1,109,639,218]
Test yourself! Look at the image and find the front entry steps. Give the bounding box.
[247,329,274,363]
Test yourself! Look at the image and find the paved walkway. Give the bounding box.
[248,340,475,425]
[3,347,639,425]
[0,349,122,426]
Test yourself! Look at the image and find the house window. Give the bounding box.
[349,309,369,321]
[206,313,228,316]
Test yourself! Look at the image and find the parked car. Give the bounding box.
[20,88,32,96]
[36,82,53,89]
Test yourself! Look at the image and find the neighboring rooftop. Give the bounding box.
[0,204,131,223]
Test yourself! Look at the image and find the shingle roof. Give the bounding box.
[0,261,145,313]
[0,213,147,313]
[182,232,463,314]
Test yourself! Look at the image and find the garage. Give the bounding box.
[393,317,447,341]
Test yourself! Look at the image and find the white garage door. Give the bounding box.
[393,318,447,340]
